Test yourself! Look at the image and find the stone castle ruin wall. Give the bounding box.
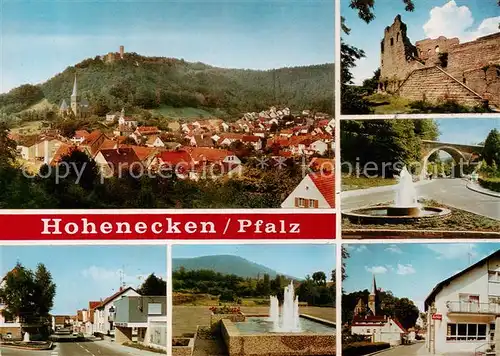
[379,15,500,108]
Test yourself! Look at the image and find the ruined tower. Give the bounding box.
[119,45,124,59]
[70,75,80,118]
[368,274,377,316]
[379,15,419,93]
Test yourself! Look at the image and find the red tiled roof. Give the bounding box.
[309,158,334,173]
[119,145,157,162]
[74,130,90,139]
[309,172,334,208]
[98,148,142,173]
[186,147,233,162]
[157,150,193,165]
[242,135,260,143]
[89,301,100,310]
[50,144,83,166]
[136,126,159,134]
[96,286,136,309]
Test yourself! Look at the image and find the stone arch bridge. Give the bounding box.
[420,140,483,178]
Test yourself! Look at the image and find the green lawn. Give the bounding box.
[342,175,397,191]
[10,120,44,134]
[364,93,412,114]
[150,105,228,120]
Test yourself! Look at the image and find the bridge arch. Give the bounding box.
[421,145,468,179]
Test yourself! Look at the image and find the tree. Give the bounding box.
[348,0,415,24]
[137,273,167,296]
[0,122,17,167]
[33,264,56,317]
[0,262,55,335]
[483,128,500,167]
[312,271,327,286]
[362,68,381,93]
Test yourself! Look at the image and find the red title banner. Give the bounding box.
[0,212,336,240]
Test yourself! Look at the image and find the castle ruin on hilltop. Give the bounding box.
[378,15,500,109]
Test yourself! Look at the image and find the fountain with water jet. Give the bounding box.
[271,281,301,333]
[343,166,451,224]
[221,281,336,356]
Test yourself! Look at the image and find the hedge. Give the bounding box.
[479,178,500,193]
[342,342,391,356]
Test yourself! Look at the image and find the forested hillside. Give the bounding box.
[0,53,334,117]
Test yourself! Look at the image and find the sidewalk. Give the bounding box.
[341,179,434,198]
[466,181,500,198]
[96,338,166,355]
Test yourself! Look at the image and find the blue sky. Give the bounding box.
[435,118,500,146]
[341,0,500,84]
[0,245,167,315]
[0,0,334,93]
[343,243,500,311]
[173,244,336,280]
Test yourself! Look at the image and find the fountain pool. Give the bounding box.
[233,316,335,334]
[220,281,336,356]
[343,166,451,224]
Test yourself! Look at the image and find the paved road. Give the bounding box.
[0,341,133,356]
[342,179,500,221]
[375,343,429,355]
[56,341,133,356]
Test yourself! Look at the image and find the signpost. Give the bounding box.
[432,314,442,321]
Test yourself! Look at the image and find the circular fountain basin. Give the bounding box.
[343,206,451,224]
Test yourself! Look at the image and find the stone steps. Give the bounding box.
[397,66,486,107]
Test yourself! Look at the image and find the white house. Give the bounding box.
[425,250,500,355]
[351,316,406,346]
[281,173,334,209]
[309,140,329,155]
[93,286,140,336]
[145,135,165,148]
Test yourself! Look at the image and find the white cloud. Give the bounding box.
[397,264,416,275]
[385,245,403,254]
[426,244,478,260]
[365,266,388,274]
[423,1,500,42]
[349,245,368,253]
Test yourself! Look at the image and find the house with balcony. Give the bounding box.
[425,249,500,355]
[93,286,140,336]
[113,296,167,352]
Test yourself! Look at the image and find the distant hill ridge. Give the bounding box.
[0,51,334,116]
[172,254,296,279]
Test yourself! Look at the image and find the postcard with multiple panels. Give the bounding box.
[0,0,336,356]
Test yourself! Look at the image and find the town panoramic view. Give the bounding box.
[0,245,167,356]
[0,0,334,209]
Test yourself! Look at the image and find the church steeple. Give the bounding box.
[368,274,377,316]
[71,74,80,117]
[71,74,78,98]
